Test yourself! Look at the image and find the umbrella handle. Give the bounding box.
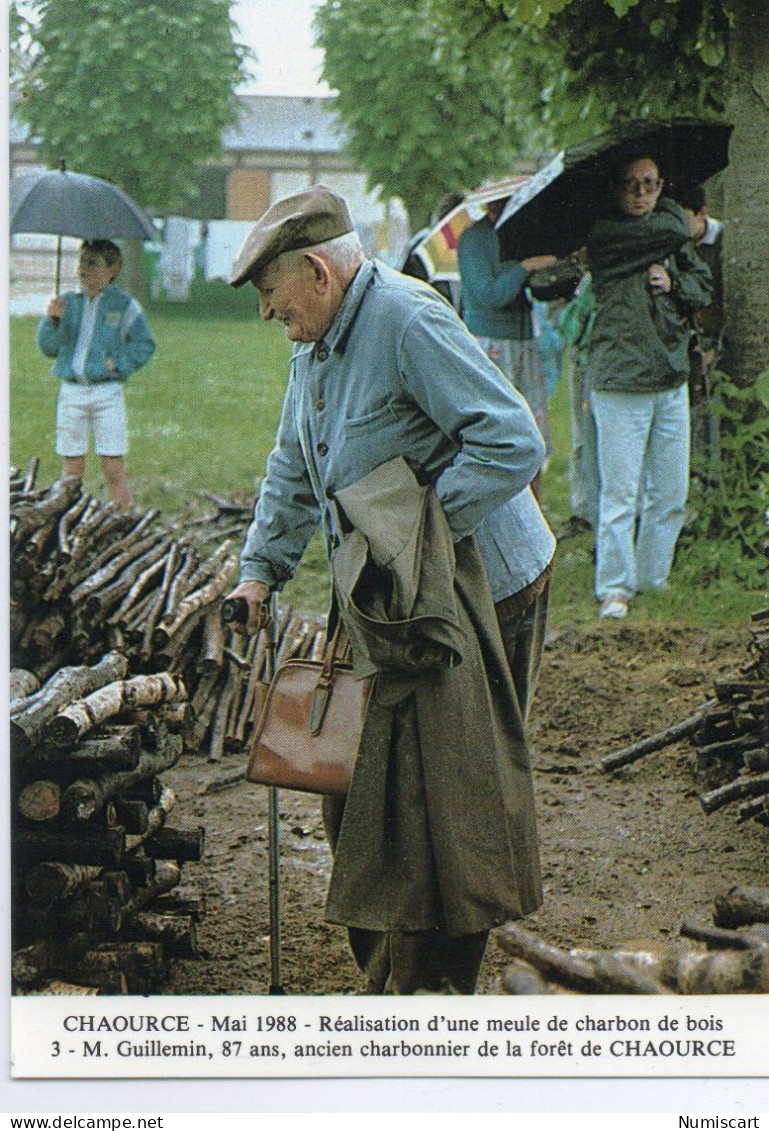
[55,235,62,299]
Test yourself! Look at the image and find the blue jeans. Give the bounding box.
[591,384,690,601]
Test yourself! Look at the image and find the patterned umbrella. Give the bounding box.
[412,175,531,283]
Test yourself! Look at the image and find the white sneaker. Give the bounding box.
[599,596,629,619]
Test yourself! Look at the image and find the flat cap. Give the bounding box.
[229,184,354,287]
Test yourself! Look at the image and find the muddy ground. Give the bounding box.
[162,621,768,996]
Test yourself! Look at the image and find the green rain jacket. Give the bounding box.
[585,198,712,394]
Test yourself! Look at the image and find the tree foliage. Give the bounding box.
[314,0,558,225]
[14,0,249,213]
[430,0,728,141]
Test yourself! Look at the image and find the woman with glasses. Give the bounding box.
[584,154,711,620]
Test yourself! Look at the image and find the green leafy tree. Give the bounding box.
[15,0,249,214]
[314,0,559,227]
[430,0,768,582]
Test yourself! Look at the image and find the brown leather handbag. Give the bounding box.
[245,619,374,796]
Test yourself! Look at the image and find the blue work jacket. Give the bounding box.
[241,259,555,603]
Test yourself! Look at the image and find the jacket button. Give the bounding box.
[325,486,335,500]
[316,399,326,411]
[317,346,329,361]
[317,441,329,457]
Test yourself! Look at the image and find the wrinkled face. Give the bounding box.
[255,254,335,343]
[79,249,119,297]
[615,158,663,218]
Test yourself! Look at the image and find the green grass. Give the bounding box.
[9,286,763,625]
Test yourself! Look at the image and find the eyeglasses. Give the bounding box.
[620,177,662,195]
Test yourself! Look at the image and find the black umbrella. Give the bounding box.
[10,161,157,294]
[495,119,732,261]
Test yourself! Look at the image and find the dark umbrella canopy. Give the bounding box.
[496,119,732,261]
[10,167,157,241]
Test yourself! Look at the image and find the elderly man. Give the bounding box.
[228,185,555,995]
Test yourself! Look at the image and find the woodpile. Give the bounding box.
[11,466,239,681]
[499,887,769,995]
[600,607,769,829]
[10,463,329,992]
[11,658,202,994]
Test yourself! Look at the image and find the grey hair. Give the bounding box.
[280,230,365,276]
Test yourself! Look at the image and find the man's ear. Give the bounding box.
[303,252,331,291]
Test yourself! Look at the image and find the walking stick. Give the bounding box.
[263,593,285,994]
[222,592,284,994]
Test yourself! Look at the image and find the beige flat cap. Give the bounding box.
[229,184,354,287]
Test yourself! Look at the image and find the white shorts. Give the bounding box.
[55,381,128,457]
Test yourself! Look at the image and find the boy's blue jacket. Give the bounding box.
[36,283,156,382]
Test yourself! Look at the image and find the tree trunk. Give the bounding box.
[723,2,769,385]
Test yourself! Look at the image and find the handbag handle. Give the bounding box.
[309,617,346,736]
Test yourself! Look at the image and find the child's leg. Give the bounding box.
[100,455,133,511]
[62,455,86,481]
[93,385,132,510]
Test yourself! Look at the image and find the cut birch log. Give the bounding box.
[153,892,207,922]
[24,863,102,906]
[19,981,100,996]
[13,825,126,867]
[11,652,130,756]
[67,531,167,606]
[129,912,198,958]
[498,923,670,994]
[679,920,769,951]
[136,542,181,648]
[63,745,183,822]
[151,556,238,650]
[80,942,165,994]
[9,669,41,705]
[122,860,181,917]
[113,799,150,834]
[45,672,187,748]
[63,725,143,771]
[12,934,91,985]
[500,958,566,995]
[124,786,176,852]
[600,700,719,771]
[699,771,769,815]
[17,780,62,822]
[102,548,171,626]
[674,946,769,994]
[142,826,205,862]
[713,886,769,929]
[24,888,124,937]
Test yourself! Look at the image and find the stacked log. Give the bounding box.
[499,907,769,995]
[10,475,238,680]
[11,662,203,994]
[600,608,769,830]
